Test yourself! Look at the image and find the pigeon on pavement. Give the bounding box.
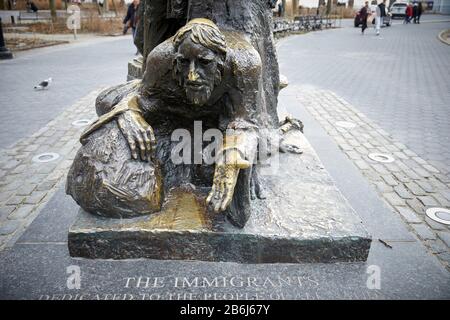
[34,78,52,90]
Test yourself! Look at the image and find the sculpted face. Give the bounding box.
[175,37,220,106]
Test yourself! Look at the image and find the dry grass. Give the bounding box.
[5,37,68,51]
[25,16,123,35]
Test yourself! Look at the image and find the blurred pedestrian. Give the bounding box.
[278,2,283,17]
[378,0,386,25]
[26,0,38,13]
[123,0,140,38]
[375,0,386,36]
[360,1,370,35]
[413,2,418,23]
[404,3,413,24]
[416,2,423,24]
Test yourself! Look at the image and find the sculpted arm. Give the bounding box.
[206,49,262,212]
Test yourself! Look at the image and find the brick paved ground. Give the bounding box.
[278,15,450,270]
[0,90,100,249]
[0,36,134,149]
[284,85,450,269]
[278,16,450,178]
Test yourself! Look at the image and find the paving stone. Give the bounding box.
[384,163,402,173]
[403,170,422,181]
[418,196,439,207]
[436,232,450,248]
[403,149,417,157]
[345,150,361,160]
[427,178,447,191]
[5,196,25,206]
[374,182,393,193]
[413,167,432,178]
[406,198,425,214]
[394,185,415,200]
[432,193,450,207]
[362,170,382,182]
[411,224,437,241]
[0,206,15,220]
[405,182,427,196]
[383,192,406,207]
[415,180,434,193]
[1,160,20,170]
[339,143,353,151]
[412,157,427,165]
[8,205,34,220]
[381,175,398,187]
[393,152,408,160]
[397,207,422,224]
[425,239,448,254]
[354,160,370,170]
[35,181,57,192]
[436,252,450,266]
[423,164,440,174]
[435,174,450,184]
[24,192,47,205]
[0,191,13,203]
[425,217,448,231]
[392,172,410,183]
[15,184,37,196]
[371,164,390,176]
[0,220,21,236]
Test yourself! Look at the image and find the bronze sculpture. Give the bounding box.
[67,1,302,229]
[67,16,299,228]
[66,1,372,263]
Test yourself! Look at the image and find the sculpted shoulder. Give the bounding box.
[142,38,177,88]
[223,31,262,80]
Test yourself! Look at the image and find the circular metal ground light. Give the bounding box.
[368,153,395,163]
[426,208,450,225]
[335,121,357,129]
[72,119,92,127]
[32,152,60,163]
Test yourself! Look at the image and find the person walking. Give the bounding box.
[378,0,386,26]
[278,2,283,17]
[123,0,140,38]
[413,2,418,23]
[404,3,413,24]
[416,2,423,24]
[360,1,370,35]
[375,0,386,36]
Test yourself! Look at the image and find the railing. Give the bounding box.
[273,14,339,38]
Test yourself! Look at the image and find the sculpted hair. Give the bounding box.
[173,18,227,55]
[172,19,226,87]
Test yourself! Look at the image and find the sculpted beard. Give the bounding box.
[185,83,213,106]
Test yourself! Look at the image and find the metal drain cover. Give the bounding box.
[335,121,357,129]
[72,119,92,127]
[32,152,60,163]
[426,208,450,225]
[368,153,395,163]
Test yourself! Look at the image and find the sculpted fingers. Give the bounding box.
[136,135,146,161]
[221,184,233,212]
[127,137,138,160]
[146,126,156,151]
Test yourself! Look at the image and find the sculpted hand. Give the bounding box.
[206,150,250,213]
[117,110,156,161]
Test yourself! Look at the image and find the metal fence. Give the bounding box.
[273,15,340,37]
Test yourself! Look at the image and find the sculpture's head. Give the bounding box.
[173,18,227,106]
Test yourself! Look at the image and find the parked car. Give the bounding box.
[354,4,392,27]
[390,2,407,18]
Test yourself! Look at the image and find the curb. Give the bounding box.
[438,29,450,45]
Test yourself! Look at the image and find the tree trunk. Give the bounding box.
[49,0,57,22]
